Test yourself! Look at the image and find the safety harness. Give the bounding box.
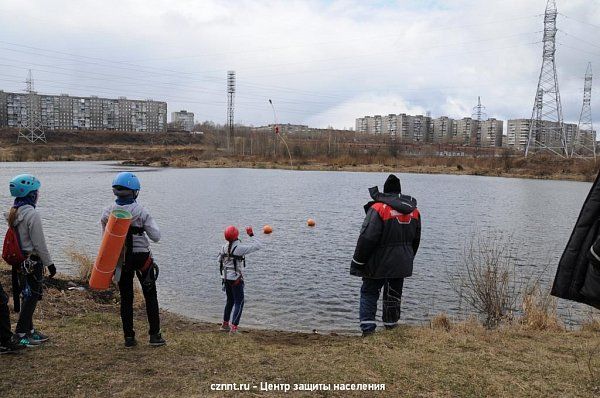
[125,226,145,261]
[115,225,159,286]
[220,241,246,283]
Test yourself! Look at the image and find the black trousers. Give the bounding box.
[118,252,160,338]
[0,282,12,345]
[359,278,404,332]
[15,261,44,334]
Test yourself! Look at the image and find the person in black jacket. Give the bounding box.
[350,174,421,336]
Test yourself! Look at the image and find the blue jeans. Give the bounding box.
[223,279,245,326]
[359,278,404,332]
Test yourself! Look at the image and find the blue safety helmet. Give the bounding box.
[112,172,141,191]
[9,174,41,198]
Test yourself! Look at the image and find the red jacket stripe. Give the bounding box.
[372,203,419,223]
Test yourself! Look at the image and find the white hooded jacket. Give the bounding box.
[100,202,160,252]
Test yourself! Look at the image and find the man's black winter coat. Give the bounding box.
[350,187,421,279]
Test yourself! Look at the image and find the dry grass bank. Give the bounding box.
[1,128,598,181]
[1,266,599,398]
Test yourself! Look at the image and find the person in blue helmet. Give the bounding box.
[4,174,56,348]
[101,172,165,348]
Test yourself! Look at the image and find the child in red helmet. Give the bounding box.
[218,225,262,334]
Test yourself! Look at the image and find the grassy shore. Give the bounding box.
[126,155,600,182]
[1,129,599,181]
[1,267,599,398]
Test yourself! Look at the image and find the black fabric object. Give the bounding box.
[11,266,20,313]
[551,171,600,309]
[118,252,161,338]
[0,282,13,344]
[351,186,421,279]
[383,174,401,194]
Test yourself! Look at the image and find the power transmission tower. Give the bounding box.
[525,0,567,157]
[572,62,595,158]
[18,70,46,143]
[471,96,487,146]
[227,71,235,153]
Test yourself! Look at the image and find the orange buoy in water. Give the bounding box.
[89,209,132,290]
[263,225,273,234]
[307,219,316,227]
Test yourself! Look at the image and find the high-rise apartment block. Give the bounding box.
[356,113,503,147]
[432,116,456,143]
[506,119,585,151]
[357,113,433,142]
[0,90,167,132]
[0,90,7,127]
[171,110,195,132]
[480,118,504,147]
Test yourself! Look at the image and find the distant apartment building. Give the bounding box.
[253,123,310,134]
[0,91,167,132]
[575,129,597,148]
[480,118,503,147]
[171,110,195,132]
[454,118,478,145]
[355,117,367,133]
[507,119,582,151]
[357,112,507,147]
[410,114,430,142]
[382,114,397,135]
[432,116,456,143]
[356,113,432,142]
[0,91,7,127]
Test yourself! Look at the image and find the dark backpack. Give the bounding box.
[2,226,26,267]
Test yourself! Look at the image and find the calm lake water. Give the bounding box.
[0,161,596,332]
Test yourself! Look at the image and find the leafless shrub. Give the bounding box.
[520,284,563,331]
[65,246,94,283]
[451,232,524,328]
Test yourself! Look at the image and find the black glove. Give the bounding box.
[47,264,57,278]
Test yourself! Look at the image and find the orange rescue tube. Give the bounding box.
[263,225,273,234]
[89,209,132,290]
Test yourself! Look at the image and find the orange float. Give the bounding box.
[89,209,132,290]
[263,225,273,234]
[307,219,316,227]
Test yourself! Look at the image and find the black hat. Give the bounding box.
[383,174,401,194]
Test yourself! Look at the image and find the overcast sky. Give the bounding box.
[1,0,599,129]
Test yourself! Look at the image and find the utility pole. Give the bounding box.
[472,97,486,147]
[525,0,567,157]
[572,62,595,159]
[227,71,235,153]
[18,70,46,143]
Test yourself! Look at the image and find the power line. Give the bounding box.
[558,29,600,51]
[559,12,600,31]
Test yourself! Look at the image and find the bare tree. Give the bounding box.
[451,232,524,328]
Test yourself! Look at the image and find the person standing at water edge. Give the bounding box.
[350,174,421,336]
[218,225,263,334]
[5,174,56,347]
[101,172,165,348]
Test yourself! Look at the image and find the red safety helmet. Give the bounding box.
[224,225,239,242]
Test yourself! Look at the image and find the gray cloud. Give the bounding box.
[0,0,599,129]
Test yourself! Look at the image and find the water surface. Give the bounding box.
[0,162,595,331]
